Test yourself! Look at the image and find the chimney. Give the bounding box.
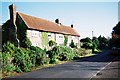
[55,18,59,24]
[71,24,73,28]
[9,4,16,24]
[9,4,19,47]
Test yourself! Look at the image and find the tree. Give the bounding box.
[111,22,120,47]
[80,37,92,43]
[80,37,92,49]
[112,21,120,35]
[97,36,109,49]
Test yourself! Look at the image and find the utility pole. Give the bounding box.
[92,31,94,39]
[92,31,94,53]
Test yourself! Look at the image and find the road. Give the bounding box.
[5,50,120,79]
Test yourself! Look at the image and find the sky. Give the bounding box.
[1,1,119,39]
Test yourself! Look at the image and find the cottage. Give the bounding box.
[8,4,80,49]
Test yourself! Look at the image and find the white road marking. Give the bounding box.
[89,57,117,80]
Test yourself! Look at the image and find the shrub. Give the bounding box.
[2,52,15,73]
[2,42,16,73]
[59,46,75,61]
[49,40,56,47]
[21,37,32,48]
[2,41,16,53]
[64,35,68,46]
[30,46,48,65]
[14,48,32,72]
[81,42,92,49]
[47,46,76,63]
[69,40,77,48]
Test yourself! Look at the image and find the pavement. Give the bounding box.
[2,50,120,80]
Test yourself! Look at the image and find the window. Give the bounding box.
[32,30,39,37]
[59,36,63,38]
[48,34,51,38]
[48,33,52,38]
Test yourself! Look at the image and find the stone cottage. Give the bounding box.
[8,4,80,49]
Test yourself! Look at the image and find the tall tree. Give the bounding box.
[112,21,120,35]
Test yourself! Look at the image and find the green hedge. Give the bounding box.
[2,42,50,73]
[47,46,76,63]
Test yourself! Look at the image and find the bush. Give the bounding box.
[14,48,32,72]
[64,35,68,46]
[21,37,32,48]
[47,46,76,63]
[2,52,15,73]
[47,47,60,64]
[2,42,16,73]
[2,41,16,53]
[81,42,92,49]
[49,40,56,47]
[30,46,47,65]
[69,40,77,48]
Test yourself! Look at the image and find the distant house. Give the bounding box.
[7,4,80,49]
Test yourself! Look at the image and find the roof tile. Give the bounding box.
[17,12,80,37]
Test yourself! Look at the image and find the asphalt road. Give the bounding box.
[8,50,120,79]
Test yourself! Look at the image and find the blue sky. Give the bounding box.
[1,2,118,39]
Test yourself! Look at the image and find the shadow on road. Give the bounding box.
[74,50,120,62]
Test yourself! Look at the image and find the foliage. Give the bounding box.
[14,48,32,72]
[2,20,10,44]
[82,42,92,49]
[41,32,49,49]
[81,37,92,49]
[81,36,109,50]
[97,35,109,49]
[59,46,75,61]
[2,41,16,53]
[16,17,28,48]
[47,46,76,63]
[112,21,120,35]
[2,41,49,73]
[111,22,120,47]
[80,37,92,43]
[2,52,15,73]
[69,40,77,48]
[2,42,16,73]
[49,40,56,47]
[64,35,68,46]
[29,46,48,65]
[111,37,120,47]
[21,37,32,48]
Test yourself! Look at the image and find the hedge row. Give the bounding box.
[2,42,49,73]
[2,42,89,74]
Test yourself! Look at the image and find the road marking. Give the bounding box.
[89,57,117,80]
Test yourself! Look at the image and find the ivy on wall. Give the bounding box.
[2,20,10,44]
[64,35,68,46]
[41,32,49,49]
[16,15,32,48]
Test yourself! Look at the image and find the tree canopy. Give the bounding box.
[112,21,120,35]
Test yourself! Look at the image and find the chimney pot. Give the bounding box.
[55,18,59,24]
[71,24,73,28]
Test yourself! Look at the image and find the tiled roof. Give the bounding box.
[17,12,80,37]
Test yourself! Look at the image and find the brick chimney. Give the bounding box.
[9,4,19,47]
[71,24,73,28]
[55,18,59,24]
[9,4,16,24]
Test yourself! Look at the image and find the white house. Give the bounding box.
[8,4,80,49]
